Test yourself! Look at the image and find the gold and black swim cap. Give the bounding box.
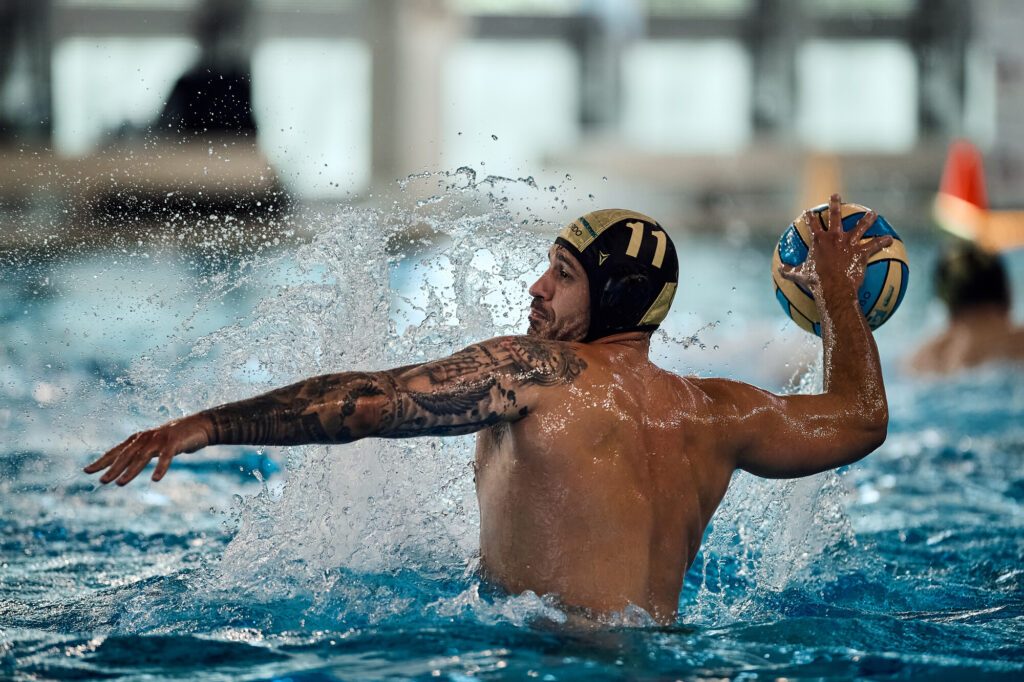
[555,209,679,342]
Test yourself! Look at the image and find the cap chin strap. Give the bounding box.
[586,323,660,340]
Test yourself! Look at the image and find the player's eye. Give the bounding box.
[559,268,570,279]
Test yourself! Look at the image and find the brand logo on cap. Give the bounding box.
[598,251,610,265]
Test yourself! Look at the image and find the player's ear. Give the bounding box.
[599,264,655,328]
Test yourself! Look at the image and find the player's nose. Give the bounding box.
[528,271,552,299]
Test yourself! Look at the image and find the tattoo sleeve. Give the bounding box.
[198,337,587,446]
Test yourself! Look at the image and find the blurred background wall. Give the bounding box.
[0,0,1021,248]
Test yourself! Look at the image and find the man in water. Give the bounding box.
[86,194,891,624]
[909,241,1024,374]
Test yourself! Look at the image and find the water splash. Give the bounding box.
[690,356,860,625]
[114,172,549,609]
[78,167,861,626]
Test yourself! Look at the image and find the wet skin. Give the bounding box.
[908,305,1024,374]
[85,194,892,625]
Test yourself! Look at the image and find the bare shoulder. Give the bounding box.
[681,376,804,445]
[481,336,590,386]
[1009,327,1024,359]
[905,334,948,375]
[395,336,589,389]
[685,376,776,414]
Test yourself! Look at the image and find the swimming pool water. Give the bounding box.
[1,192,1023,680]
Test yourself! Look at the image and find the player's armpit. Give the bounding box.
[693,377,887,479]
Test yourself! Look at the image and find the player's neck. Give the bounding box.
[588,331,652,355]
[950,305,1011,329]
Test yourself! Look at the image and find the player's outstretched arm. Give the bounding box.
[696,193,892,478]
[84,336,586,486]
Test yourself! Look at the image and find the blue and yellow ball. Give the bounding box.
[772,202,909,335]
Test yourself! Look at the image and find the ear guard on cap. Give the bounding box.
[555,209,679,341]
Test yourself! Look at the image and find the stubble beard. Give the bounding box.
[527,318,549,339]
[526,294,590,341]
[527,300,551,339]
[526,315,588,342]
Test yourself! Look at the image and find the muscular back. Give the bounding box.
[474,340,734,621]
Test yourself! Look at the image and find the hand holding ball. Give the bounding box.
[772,201,909,335]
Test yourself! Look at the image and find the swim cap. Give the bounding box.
[555,209,679,341]
[935,241,1010,315]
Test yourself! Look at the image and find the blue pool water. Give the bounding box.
[2,182,1023,680]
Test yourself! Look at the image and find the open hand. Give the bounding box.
[84,416,210,486]
[778,193,893,296]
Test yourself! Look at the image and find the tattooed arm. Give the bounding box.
[84,336,587,485]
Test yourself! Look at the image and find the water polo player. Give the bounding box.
[86,193,893,624]
[909,241,1024,373]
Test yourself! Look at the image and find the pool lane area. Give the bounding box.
[2,214,1023,680]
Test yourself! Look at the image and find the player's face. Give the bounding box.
[527,245,590,341]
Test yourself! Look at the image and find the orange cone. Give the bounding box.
[939,139,988,209]
[934,140,1024,251]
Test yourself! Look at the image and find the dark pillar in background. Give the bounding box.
[910,0,971,138]
[746,0,798,140]
[0,0,53,144]
[578,1,643,132]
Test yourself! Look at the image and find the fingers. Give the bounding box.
[801,209,818,234]
[828,193,842,232]
[850,210,878,242]
[865,234,894,257]
[83,449,119,474]
[152,452,173,482]
[89,424,186,486]
[116,453,155,486]
[83,434,137,474]
[777,264,809,286]
[99,452,135,484]
[99,437,152,484]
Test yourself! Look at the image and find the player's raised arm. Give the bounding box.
[84,336,587,486]
[697,193,892,478]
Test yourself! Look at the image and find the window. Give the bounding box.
[621,40,752,152]
[448,0,581,15]
[795,40,917,151]
[251,40,371,198]
[646,0,751,17]
[800,0,915,17]
[52,37,199,155]
[442,40,579,173]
